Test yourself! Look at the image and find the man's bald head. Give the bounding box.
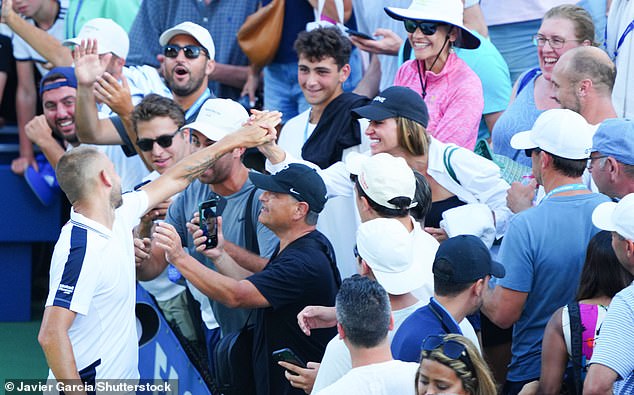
[556,46,616,94]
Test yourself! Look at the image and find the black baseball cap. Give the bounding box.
[351,86,429,128]
[433,235,505,283]
[249,164,328,213]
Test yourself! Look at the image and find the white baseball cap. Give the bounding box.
[181,99,248,141]
[357,218,430,295]
[63,18,129,59]
[346,152,416,210]
[159,21,215,60]
[510,109,596,160]
[592,193,634,241]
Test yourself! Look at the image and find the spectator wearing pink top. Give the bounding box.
[386,0,483,150]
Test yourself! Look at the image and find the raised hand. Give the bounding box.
[73,39,107,87]
[94,72,134,116]
[348,28,403,56]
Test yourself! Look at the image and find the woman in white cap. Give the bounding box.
[385,0,483,151]
[260,86,512,244]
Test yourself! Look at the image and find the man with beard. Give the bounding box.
[37,110,279,388]
[25,67,148,193]
[73,22,215,158]
[135,98,279,370]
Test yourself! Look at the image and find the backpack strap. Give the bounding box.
[443,145,461,186]
[244,187,260,255]
[567,302,584,395]
[516,67,541,96]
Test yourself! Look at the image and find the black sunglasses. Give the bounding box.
[524,147,543,158]
[421,335,474,371]
[163,44,208,59]
[136,130,181,152]
[403,20,444,35]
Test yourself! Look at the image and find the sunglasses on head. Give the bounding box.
[421,335,474,371]
[163,44,208,59]
[136,130,181,152]
[403,20,444,35]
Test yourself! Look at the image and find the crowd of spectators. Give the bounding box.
[2,0,634,394]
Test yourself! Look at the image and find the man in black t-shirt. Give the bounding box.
[160,163,341,395]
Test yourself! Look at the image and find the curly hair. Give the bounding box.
[293,26,351,69]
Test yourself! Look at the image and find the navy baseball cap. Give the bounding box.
[592,118,634,165]
[39,67,77,96]
[352,86,429,128]
[249,164,328,213]
[433,235,505,283]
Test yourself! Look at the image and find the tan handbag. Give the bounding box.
[237,0,285,67]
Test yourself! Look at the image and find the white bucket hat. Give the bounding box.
[384,0,480,49]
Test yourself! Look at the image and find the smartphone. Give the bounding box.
[346,28,375,41]
[199,198,219,249]
[272,348,307,374]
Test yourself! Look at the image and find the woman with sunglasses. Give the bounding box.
[259,85,512,243]
[491,5,595,167]
[385,0,483,150]
[417,334,497,395]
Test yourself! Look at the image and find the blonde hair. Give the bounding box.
[396,116,431,157]
[56,146,104,204]
[416,334,497,395]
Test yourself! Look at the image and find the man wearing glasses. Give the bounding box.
[482,109,610,395]
[72,22,217,165]
[588,119,634,201]
[134,97,279,372]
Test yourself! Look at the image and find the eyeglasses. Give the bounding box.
[403,20,444,35]
[163,44,209,59]
[532,35,582,49]
[524,147,543,158]
[136,130,181,152]
[421,335,474,371]
[587,155,609,169]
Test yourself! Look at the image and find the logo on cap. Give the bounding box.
[373,96,386,103]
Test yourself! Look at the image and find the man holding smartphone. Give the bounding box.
[155,163,341,395]
[37,112,278,388]
[135,98,279,372]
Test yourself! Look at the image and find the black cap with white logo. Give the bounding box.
[249,164,328,213]
[352,86,429,128]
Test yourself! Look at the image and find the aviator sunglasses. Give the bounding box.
[136,130,181,152]
[403,20,445,35]
[163,44,209,59]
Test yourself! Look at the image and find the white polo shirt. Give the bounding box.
[46,191,148,380]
